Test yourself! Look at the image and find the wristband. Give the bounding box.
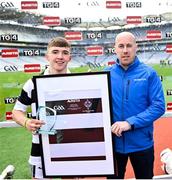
[24,118,30,128]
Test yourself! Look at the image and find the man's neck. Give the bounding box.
[121,64,128,70]
[49,68,67,75]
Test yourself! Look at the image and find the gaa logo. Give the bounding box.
[4,65,18,72]
[108,17,120,23]
[87,1,100,6]
[87,62,101,69]
[0,2,14,8]
[53,105,65,111]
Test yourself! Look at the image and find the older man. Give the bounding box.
[106,32,165,179]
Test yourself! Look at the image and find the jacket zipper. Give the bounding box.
[126,79,130,100]
[122,73,125,153]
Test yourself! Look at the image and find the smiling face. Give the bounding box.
[46,46,71,74]
[114,32,137,69]
[45,37,71,74]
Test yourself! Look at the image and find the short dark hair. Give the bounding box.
[47,37,71,51]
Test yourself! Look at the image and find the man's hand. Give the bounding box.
[25,119,45,132]
[111,121,131,137]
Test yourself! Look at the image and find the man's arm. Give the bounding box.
[111,70,165,136]
[126,70,165,129]
[12,109,44,132]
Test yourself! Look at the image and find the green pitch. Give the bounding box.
[0,64,172,179]
[0,72,40,121]
[0,127,32,179]
[0,64,172,121]
[150,64,172,104]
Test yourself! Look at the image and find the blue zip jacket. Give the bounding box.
[106,56,165,153]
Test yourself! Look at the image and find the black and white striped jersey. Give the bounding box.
[13,68,70,166]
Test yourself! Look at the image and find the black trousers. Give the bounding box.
[114,146,154,179]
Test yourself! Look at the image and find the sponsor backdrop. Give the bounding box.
[0,0,172,121]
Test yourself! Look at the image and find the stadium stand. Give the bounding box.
[1,9,172,122]
[0,7,172,179]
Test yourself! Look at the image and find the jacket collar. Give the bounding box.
[116,56,140,71]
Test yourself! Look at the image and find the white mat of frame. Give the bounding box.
[0,111,172,128]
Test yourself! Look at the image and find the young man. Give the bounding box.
[12,37,71,179]
[106,32,165,179]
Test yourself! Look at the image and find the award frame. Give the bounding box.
[33,71,116,178]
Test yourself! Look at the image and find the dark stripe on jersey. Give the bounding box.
[31,143,41,156]
[31,88,36,103]
[18,79,36,105]
[32,165,36,177]
[18,89,32,105]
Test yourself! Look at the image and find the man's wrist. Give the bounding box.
[24,118,30,128]
[125,120,134,130]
